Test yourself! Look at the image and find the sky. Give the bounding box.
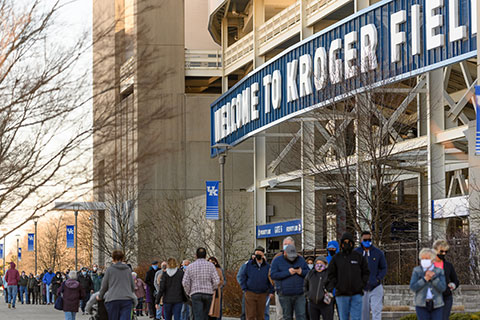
[0,0,93,257]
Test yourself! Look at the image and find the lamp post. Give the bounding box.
[16,234,20,270]
[211,143,231,268]
[74,209,78,271]
[33,217,39,275]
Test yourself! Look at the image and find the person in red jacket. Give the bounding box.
[5,262,20,309]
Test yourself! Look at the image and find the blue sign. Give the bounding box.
[256,219,302,239]
[475,85,480,155]
[66,225,75,248]
[27,233,34,252]
[0,244,3,259]
[206,181,220,220]
[211,0,477,156]
[18,247,21,261]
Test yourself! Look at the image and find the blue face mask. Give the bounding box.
[362,240,372,248]
[283,245,288,250]
[152,265,158,270]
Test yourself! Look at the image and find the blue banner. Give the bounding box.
[0,243,3,259]
[475,85,480,155]
[206,181,220,220]
[256,219,302,239]
[211,0,477,156]
[18,247,21,261]
[66,225,75,248]
[27,233,34,252]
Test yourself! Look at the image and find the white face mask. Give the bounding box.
[283,244,288,250]
[421,259,432,269]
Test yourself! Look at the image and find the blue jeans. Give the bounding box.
[7,285,18,307]
[336,294,362,320]
[45,284,52,304]
[416,306,444,320]
[164,302,183,320]
[105,299,133,320]
[191,293,213,320]
[181,303,191,320]
[265,295,270,320]
[19,286,27,304]
[156,304,163,319]
[64,311,77,320]
[278,294,306,320]
[80,292,91,312]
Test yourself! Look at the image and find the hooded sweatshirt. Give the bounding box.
[60,279,85,312]
[5,262,20,286]
[98,262,136,303]
[326,241,339,264]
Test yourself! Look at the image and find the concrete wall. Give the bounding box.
[186,0,220,50]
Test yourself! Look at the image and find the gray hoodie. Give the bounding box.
[98,262,136,303]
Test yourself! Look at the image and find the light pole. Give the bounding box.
[16,234,20,270]
[74,209,78,271]
[211,143,231,268]
[33,217,39,275]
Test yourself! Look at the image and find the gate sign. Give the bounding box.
[66,225,75,248]
[18,247,21,261]
[0,243,3,259]
[206,181,220,220]
[27,233,34,252]
[432,195,469,219]
[211,0,477,156]
[475,85,480,155]
[257,219,302,239]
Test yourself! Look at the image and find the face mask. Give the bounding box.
[93,267,97,272]
[421,259,432,269]
[82,272,87,276]
[315,264,326,272]
[328,250,336,256]
[437,254,445,261]
[57,275,60,278]
[307,263,314,270]
[342,242,353,253]
[283,244,288,250]
[152,265,158,270]
[362,240,372,248]
[255,254,263,261]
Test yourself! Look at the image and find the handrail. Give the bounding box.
[257,1,301,46]
[224,32,254,68]
[185,49,222,69]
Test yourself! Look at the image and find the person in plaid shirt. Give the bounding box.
[182,248,220,320]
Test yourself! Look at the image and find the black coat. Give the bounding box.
[443,260,460,297]
[145,267,157,290]
[78,273,93,293]
[304,269,329,305]
[155,269,186,305]
[326,250,370,296]
[51,275,63,295]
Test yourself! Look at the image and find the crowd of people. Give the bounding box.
[0,233,459,320]
[236,232,459,320]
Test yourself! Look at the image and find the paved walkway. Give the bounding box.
[0,302,97,320]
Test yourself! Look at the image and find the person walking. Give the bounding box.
[182,247,220,320]
[27,273,36,304]
[207,257,225,320]
[78,267,94,314]
[51,271,64,303]
[181,260,192,320]
[97,250,137,320]
[28,274,40,304]
[146,260,160,319]
[432,240,458,320]
[270,244,309,320]
[354,231,387,320]
[154,261,168,320]
[18,271,29,304]
[271,236,296,320]
[91,265,104,293]
[326,232,369,320]
[42,268,55,304]
[133,272,147,317]
[155,258,187,320]
[237,246,274,320]
[304,256,333,320]
[410,248,446,320]
[5,262,20,309]
[59,270,85,320]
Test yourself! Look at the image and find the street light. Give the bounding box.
[15,234,21,270]
[211,143,231,268]
[33,217,39,275]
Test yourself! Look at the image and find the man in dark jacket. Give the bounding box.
[78,267,94,315]
[271,244,309,320]
[18,271,29,304]
[238,246,274,320]
[146,261,160,319]
[354,231,387,320]
[327,232,369,320]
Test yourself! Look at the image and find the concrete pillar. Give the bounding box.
[427,70,446,239]
[253,0,265,67]
[300,0,314,40]
[355,0,370,11]
[221,16,228,92]
[466,122,480,234]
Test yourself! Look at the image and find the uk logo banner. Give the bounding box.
[27,233,34,252]
[0,244,3,259]
[66,225,75,248]
[18,247,22,261]
[206,181,219,220]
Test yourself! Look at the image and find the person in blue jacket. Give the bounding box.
[354,231,387,320]
[270,244,309,320]
[238,246,274,320]
[42,268,55,305]
[326,241,339,264]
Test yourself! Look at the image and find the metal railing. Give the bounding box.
[257,1,301,47]
[185,49,222,70]
[120,56,135,93]
[224,32,254,69]
[305,0,336,18]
